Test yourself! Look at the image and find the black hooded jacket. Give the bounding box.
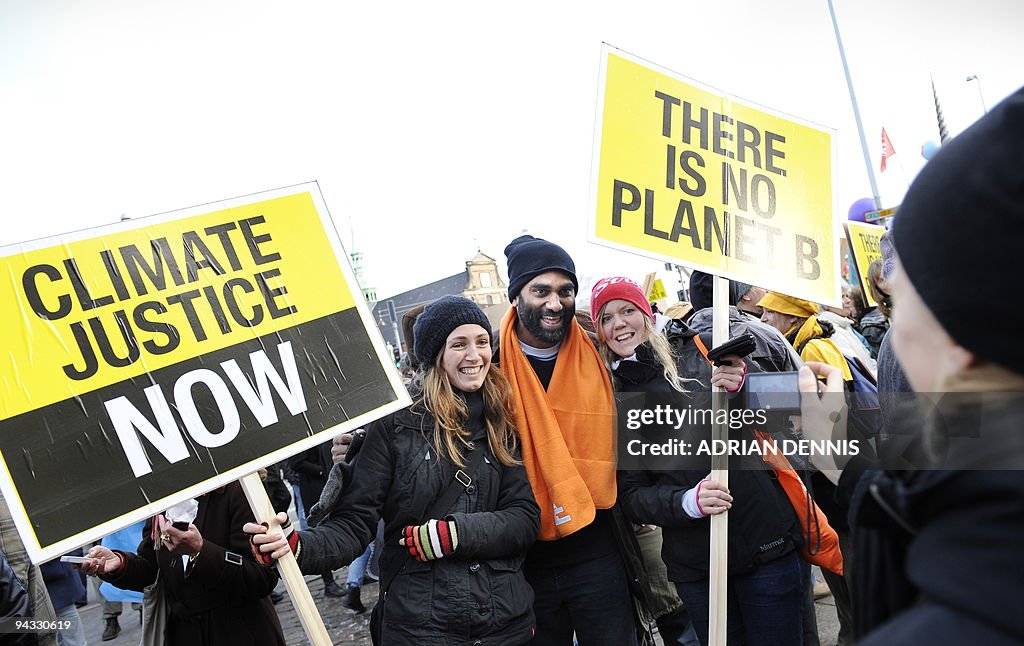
[838,395,1024,644]
[299,389,540,645]
[615,320,802,582]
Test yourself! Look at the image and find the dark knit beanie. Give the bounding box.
[504,235,578,301]
[688,270,751,311]
[413,296,493,367]
[893,86,1024,370]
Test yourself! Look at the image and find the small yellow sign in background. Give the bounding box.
[844,221,886,307]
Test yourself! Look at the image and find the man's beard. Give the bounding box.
[517,301,575,345]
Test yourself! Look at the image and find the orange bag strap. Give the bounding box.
[752,431,843,575]
[692,335,713,366]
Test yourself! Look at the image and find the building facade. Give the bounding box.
[370,252,508,358]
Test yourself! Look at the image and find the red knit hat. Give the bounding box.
[590,277,654,321]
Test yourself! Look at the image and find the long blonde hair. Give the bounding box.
[414,357,521,468]
[595,309,688,392]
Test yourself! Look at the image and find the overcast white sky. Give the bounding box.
[2,0,1020,301]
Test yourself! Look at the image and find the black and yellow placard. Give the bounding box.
[590,46,840,304]
[844,221,885,307]
[0,184,411,562]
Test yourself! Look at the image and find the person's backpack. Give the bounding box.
[797,328,881,442]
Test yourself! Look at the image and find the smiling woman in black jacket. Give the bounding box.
[590,276,807,646]
[247,296,540,645]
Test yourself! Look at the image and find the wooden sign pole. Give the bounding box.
[707,276,731,646]
[239,472,332,646]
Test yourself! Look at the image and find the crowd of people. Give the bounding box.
[9,88,1020,645]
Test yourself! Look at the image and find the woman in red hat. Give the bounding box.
[591,276,809,646]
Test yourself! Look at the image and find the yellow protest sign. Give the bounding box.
[648,279,667,302]
[844,221,885,307]
[590,46,839,305]
[1,192,353,420]
[0,184,410,562]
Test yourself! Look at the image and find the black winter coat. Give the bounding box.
[299,390,540,645]
[838,395,1024,644]
[39,558,85,610]
[290,442,334,516]
[101,483,285,646]
[855,308,888,360]
[616,320,803,583]
[0,551,34,646]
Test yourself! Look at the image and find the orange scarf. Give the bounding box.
[499,307,617,540]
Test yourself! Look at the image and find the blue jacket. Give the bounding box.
[39,558,85,610]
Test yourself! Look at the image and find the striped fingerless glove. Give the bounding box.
[250,519,300,566]
[400,519,459,562]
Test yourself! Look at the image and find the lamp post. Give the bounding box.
[966,75,988,114]
[826,0,882,210]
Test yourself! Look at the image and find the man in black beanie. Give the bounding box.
[498,235,643,646]
[504,234,580,355]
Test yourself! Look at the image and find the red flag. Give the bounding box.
[881,128,896,172]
